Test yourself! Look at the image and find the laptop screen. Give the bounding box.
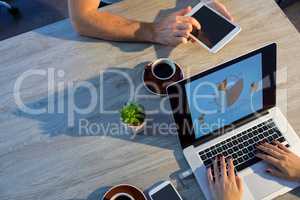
[185,53,263,139]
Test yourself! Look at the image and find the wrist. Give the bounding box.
[134,22,157,43]
[143,22,157,43]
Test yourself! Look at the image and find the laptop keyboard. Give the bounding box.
[198,119,289,172]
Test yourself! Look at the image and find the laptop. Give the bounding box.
[167,43,300,200]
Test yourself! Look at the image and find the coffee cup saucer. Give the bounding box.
[143,62,184,96]
[102,184,146,200]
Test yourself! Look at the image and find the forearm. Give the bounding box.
[68,0,204,46]
[70,10,155,43]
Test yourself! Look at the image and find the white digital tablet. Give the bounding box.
[149,181,182,200]
[186,2,241,53]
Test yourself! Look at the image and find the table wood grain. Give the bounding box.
[0,0,300,200]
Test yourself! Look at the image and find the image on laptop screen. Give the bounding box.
[185,53,263,139]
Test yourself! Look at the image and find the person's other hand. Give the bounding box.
[152,7,201,46]
[206,0,233,21]
[207,156,243,200]
[256,141,300,182]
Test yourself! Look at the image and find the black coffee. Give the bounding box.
[114,195,132,200]
[153,63,174,79]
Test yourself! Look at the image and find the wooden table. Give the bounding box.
[1,0,300,199]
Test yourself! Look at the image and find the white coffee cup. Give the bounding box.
[111,193,135,200]
[151,58,176,80]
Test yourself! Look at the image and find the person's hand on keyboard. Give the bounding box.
[207,156,243,200]
[256,141,300,182]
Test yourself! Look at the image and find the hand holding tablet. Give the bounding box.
[186,1,241,53]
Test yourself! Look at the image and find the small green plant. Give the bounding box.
[120,102,145,126]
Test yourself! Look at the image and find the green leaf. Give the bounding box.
[120,102,145,125]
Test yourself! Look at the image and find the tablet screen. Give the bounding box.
[191,6,236,49]
[151,184,182,200]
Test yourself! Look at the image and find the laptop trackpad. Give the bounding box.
[244,169,283,199]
